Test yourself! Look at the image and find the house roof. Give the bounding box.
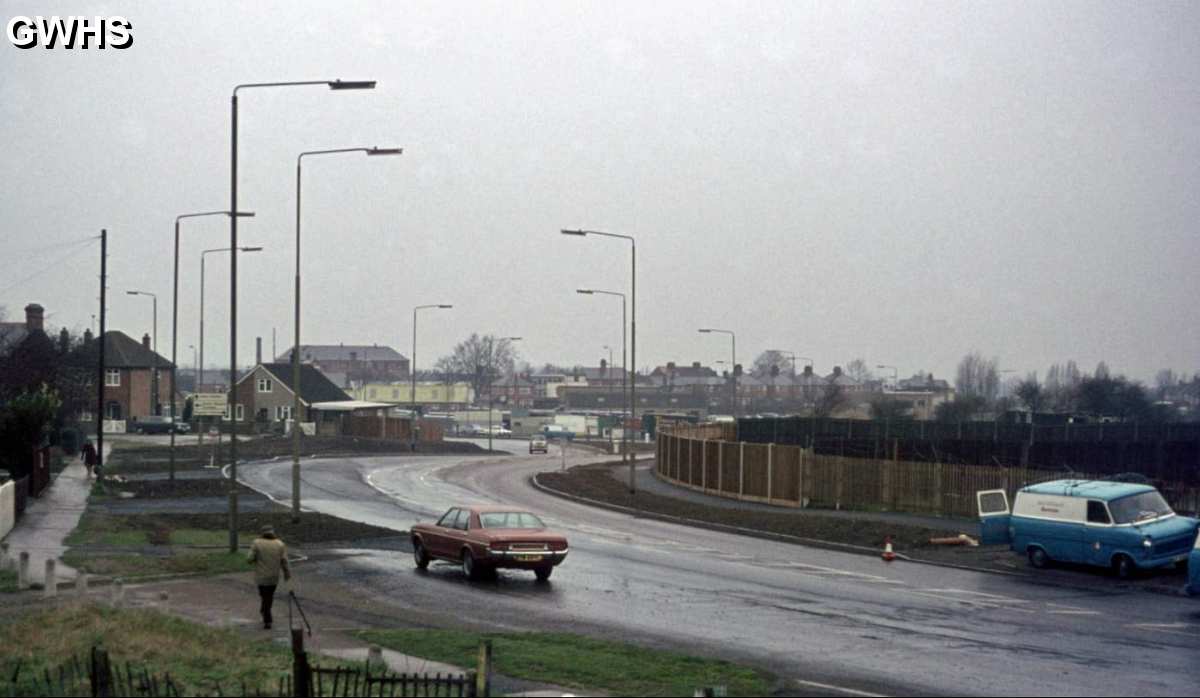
[104,330,172,369]
[651,364,718,378]
[239,363,352,404]
[278,344,407,363]
[0,323,30,355]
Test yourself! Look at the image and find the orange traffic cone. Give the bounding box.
[881,536,896,562]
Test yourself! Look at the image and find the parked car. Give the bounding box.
[487,426,512,438]
[411,506,569,581]
[133,416,191,434]
[977,479,1199,578]
[529,435,548,454]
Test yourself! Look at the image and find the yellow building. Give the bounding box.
[350,382,474,408]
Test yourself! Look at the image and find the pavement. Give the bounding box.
[1,458,95,585]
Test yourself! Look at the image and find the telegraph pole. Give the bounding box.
[96,230,106,473]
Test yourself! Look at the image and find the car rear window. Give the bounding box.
[479,512,546,529]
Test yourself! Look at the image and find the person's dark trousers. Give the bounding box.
[258,584,277,628]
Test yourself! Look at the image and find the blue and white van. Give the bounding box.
[977,480,1199,578]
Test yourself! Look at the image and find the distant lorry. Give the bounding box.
[977,479,1199,578]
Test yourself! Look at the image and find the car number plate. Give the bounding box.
[515,554,543,562]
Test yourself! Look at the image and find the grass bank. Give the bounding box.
[0,604,295,695]
[357,628,773,697]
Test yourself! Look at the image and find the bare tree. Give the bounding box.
[844,358,874,384]
[955,352,1000,403]
[1014,373,1046,415]
[812,382,847,418]
[752,350,790,377]
[436,334,520,401]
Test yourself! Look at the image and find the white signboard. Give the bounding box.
[192,393,227,417]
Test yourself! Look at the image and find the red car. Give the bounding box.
[411,506,569,581]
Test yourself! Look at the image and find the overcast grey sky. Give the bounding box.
[2,1,1198,383]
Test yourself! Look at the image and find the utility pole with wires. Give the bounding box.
[96,230,107,474]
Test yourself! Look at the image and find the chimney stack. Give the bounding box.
[692,361,701,369]
[142,333,151,350]
[24,303,44,333]
[256,337,262,365]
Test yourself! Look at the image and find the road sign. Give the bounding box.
[193,393,227,417]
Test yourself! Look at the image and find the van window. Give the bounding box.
[1108,491,1173,524]
[979,491,1008,515]
[1086,501,1111,524]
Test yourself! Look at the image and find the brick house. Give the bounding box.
[102,331,173,421]
[276,344,409,386]
[230,363,352,426]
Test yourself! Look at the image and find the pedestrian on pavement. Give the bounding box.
[82,440,98,478]
[247,524,291,629]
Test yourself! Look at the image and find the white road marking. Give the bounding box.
[920,588,1028,604]
[792,678,889,697]
[1126,622,1200,637]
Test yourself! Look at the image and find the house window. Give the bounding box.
[276,406,293,421]
[257,378,273,393]
[105,369,120,387]
[223,405,245,420]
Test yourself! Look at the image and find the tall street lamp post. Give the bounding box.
[172,210,254,485]
[292,146,402,521]
[411,304,453,451]
[577,289,627,467]
[229,78,376,552]
[699,328,736,417]
[561,229,637,491]
[126,290,159,416]
[489,337,522,454]
[200,246,263,390]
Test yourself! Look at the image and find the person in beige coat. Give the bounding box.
[247,525,291,629]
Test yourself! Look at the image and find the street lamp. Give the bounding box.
[172,210,254,484]
[292,146,403,520]
[577,288,628,472]
[229,77,377,552]
[411,304,453,451]
[489,337,522,453]
[126,290,159,416]
[200,246,263,390]
[561,229,638,487]
[699,329,737,417]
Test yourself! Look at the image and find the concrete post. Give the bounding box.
[798,448,805,506]
[767,443,774,502]
[718,442,724,495]
[702,440,708,492]
[738,442,745,499]
[76,572,89,596]
[368,645,384,670]
[43,559,56,598]
[17,551,29,590]
[689,438,694,485]
[111,579,124,607]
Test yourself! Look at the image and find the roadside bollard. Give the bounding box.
[111,579,124,607]
[17,552,29,590]
[368,645,384,670]
[76,572,89,597]
[44,559,56,598]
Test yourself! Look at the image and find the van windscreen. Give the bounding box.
[1108,491,1172,524]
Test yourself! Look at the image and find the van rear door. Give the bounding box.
[977,489,1011,546]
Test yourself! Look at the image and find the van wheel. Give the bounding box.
[1028,547,1049,569]
[1113,554,1136,580]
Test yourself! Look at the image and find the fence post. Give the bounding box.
[718,442,724,495]
[934,462,944,515]
[475,640,492,697]
[17,551,29,590]
[835,455,844,510]
[689,437,694,485]
[738,442,745,499]
[44,559,56,598]
[766,444,773,502]
[292,628,309,698]
[798,448,805,506]
[702,440,708,492]
[0,542,9,571]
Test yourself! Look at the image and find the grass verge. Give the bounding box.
[357,628,773,697]
[0,603,293,695]
[0,569,17,593]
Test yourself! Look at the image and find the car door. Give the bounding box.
[427,508,459,558]
[1084,500,1120,566]
[977,489,1011,546]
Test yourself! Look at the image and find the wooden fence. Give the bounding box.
[344,416,445,444]
[657,429,1200,519]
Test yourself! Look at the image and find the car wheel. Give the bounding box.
[413,540,430,570]
[1028,547,1049,569]
[1113,554,1136,580]
[534,566,553,582]
[461,548,479,580]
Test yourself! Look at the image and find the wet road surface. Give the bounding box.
[238,442,1200,696]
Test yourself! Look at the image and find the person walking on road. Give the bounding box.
[247,525,291,629]
[81,440,98,478]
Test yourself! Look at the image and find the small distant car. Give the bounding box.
[542,425,575,441]
[488,426,512,438]
[411,506,569,581]
[134,416,190,434]
[529,435,548,454]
